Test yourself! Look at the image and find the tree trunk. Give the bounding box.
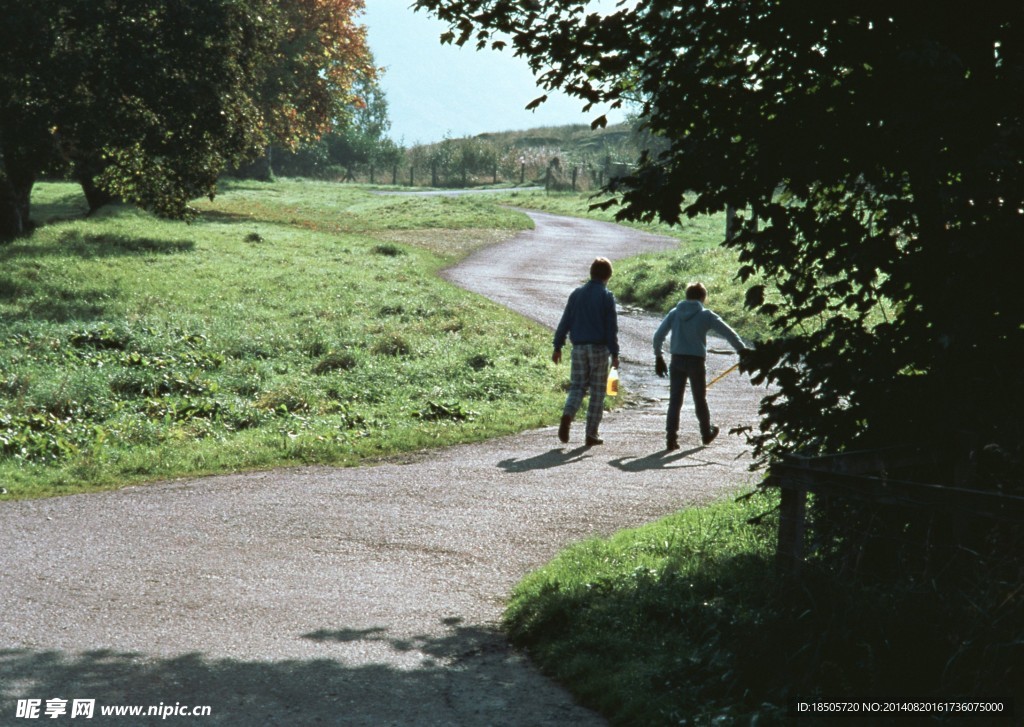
[0,179,28,241]
[231,147,273,181]
[0,171,35,241]
[77,171,116,213]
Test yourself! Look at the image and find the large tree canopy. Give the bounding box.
[259,0,376,148]
[0,0,373,236]
[418,0,1024,481]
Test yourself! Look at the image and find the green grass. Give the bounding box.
[503,492,784,725]
[505,491,1023,725]
[0,180,559,498]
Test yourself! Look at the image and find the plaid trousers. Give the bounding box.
[562,344,610,437]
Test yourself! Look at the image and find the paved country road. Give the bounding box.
[0,210,765,726]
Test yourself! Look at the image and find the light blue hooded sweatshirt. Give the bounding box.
[653,300,745,358]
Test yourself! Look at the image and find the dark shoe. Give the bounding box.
[558,414,572,444]
[666,436,680,451]
[701,425,720,446]
[585,434,604,446]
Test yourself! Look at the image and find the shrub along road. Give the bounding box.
[0,210,764,725]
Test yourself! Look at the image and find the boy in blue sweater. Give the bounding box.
[653,282,745,450]
[553,257,619,446]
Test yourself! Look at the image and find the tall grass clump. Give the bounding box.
[0,180,562,498]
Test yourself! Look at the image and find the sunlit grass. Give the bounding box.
[504,492,783,725]
[0,180,560,498]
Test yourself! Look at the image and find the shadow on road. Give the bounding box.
[497,447,591,473]
[0,619,588,726]
[607,447,714,473]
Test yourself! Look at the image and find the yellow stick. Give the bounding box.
[707,362,740,388]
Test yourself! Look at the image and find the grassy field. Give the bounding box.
[0,180,563,498]
[1,180,772,500]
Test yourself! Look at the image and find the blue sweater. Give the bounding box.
[553,280,619,356]
[653,300,744,358]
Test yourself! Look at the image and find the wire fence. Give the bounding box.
[765,445,1024,579]
[330,157,634,192]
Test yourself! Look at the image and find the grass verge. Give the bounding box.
[504,491,783,725]
[505,490,1022,725]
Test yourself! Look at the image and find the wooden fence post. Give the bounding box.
[776,483,807,578]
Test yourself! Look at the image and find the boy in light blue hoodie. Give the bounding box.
[653,282,745,450]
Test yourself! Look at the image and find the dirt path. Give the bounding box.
[0,210,764,726]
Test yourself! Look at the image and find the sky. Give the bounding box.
[361,2,627,146]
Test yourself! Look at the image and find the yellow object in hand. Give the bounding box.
[606,367,619,396]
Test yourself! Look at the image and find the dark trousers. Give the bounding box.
[666,354,711,438]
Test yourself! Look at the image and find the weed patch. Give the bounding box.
[372,242,405,257]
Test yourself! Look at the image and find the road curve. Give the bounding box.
[0,210,764,726]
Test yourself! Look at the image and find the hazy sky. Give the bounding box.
[362,3,626,145]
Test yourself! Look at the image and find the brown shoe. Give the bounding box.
[585,435,604,446]
[558,414,572,444]
[667,436,680,451]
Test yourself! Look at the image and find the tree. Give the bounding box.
[0,2,78,236]
[415,1,1024,482]
[0,0,273,230]
[325,69,404,173]
[260,0,375,148]
[0,0,374,237]
[273,65,403,180]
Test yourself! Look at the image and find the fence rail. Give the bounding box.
[765,446,1024,577]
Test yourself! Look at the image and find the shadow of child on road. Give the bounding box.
[608,447,721,473]
[497,447,591,473]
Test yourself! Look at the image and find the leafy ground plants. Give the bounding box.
[0,180,559,498]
